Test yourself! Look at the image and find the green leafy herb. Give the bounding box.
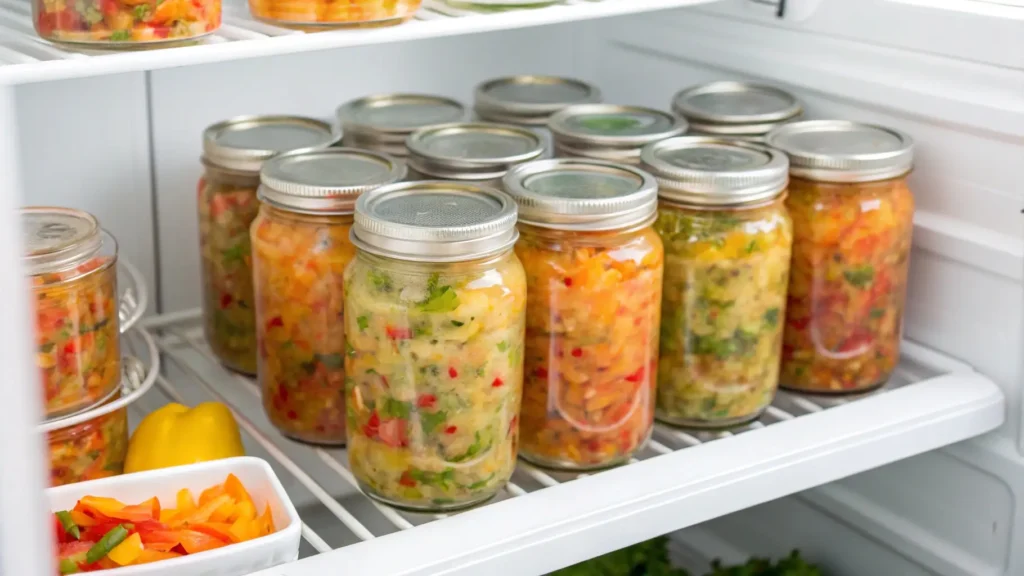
[763,307,780,328]
[409,467,456,489]
[357,316,370,331]
[843,265,875,288]
[55,510,79,540]
[369,269,393,293]
[870,307,885,319]
[420,410,448,435]
[132,3,150,20]
[496,341,509,352]
[381,398,411,420]
[451,320,464,327]
[745,239,758,254]
[450,431,487,463]
[315,352,345,369]
[419,273,460,313]
[39,342,55,353]
[109,29,132,42]
[467,473,496,490]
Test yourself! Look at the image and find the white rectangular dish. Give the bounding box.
[48,457,302,576]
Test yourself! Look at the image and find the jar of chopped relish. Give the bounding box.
[253,148,405,445]
[766,121,915,394]
[503,159,662,470]
[338,94,466,158]
[641,137,792,428]
[249,0,419,28]
[346,181,525,511]
[549,104,687,164]
[406,123,544,185]
[474,76,602,156]
[46,390,129,487]
[24,207,120,419]
[672,82,802,143]
[199,116,338,376]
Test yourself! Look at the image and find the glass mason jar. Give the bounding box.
[46,390,129,487]
[503,159,663,470]
[549,104,687,165]
[199,116,338,376]
[249,0,419,28]
[672,82,802,143]
[253,148,405,445]
[766,121,915,394]
[23,207,120,419]
[474,75,602,157]
[33,0,220,48]
[346,181,525,511]
[640,138,792,428]
[405,123,544,186]
[338,94,466,159]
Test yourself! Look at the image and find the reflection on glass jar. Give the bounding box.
[249,0,420,29]
[33,0,220,48]
[767,121,915,394]
[24,207,121,419]
[504,159,662,470]
[199,116,337,376]
[346,182,525,511]
[641,138,792,428]
[48,393,129,486]
[253,148,405,445]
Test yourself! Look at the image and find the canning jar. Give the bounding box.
[346,181,525,511]
[33,0,220,48]
[47,391,129,487]
[253,148,405,445]
[338,94,466,158]
[503,159,662,470]
[672,82,801,143]
[474,76,602,155]
[199,116,338,376]
[640,138,792,428]
[24,207,120,418]
[249,0,419,28]
[406,123,544,185]
[766,121,915,394]
[549,104,687,164]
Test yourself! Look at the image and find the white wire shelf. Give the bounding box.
[135,308,1004,576]
[0,0,717,85]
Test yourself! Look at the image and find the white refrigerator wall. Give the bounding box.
[8,1,1024,574]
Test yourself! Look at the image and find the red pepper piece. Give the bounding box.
[571,348,583,358]
[386,326,412,340]
[266,316,284,329]
[563,277,573,287]
[625,366,645,383]
[220,293,233,309]
[491,377,503,388]
[448,366,458,378]
[398,471,417,487]
[534,367,548,379]
[444,425,457,434]
[378,418,408,448]
[416,394,436,409]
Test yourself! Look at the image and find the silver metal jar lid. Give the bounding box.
[766,120,914,183]
[672,82,802,136]
[22,207,108,275]
[337,94,466,144]
[503,159,659,231]
[474,75,602,125]
[640,137,789,206]
[259,148,407,214]
[352,181,519,263]
[406,123,545,181]
[202,115,339,173]
[549,104,688,163]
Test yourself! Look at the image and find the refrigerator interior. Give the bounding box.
[3,0,1023,574]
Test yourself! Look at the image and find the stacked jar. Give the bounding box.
[672,82,802,143]
[766,121,915,394]
[345,181,526,511]
[23,207,129,485]
[503,159,663,470]
[253,148,406,446]
[405,123,545,185]
[640,137,793,428]
[338,94,466,158]
[474,76,602,156]
[199,115,338,376]
[549,104,687,164]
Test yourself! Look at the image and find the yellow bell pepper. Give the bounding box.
[124,402,245,473]
[107,532,144,566]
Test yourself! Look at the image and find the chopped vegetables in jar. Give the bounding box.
[198,176,260,375]
[248,0,420,28]
[345,253,526,510]
[252,208,354,445]
[52,474,276,573]
[48,399,128,487]
[33,0,220,47]
[654,201,791,426]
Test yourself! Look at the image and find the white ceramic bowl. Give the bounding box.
[47,457,302,576]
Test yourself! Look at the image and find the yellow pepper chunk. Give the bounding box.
[108,532,144,566]
[124,402,245,474]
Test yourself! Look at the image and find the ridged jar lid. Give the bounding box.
[672,82,802,136]
[352,181,519,262]
[503,158,659,231]
[549,104,688,162]
[640,136,789,206]
[474,75,602,125]
[202,115,339,173]
[337,94,466,143]
[21,207,106,274]
[259,148,406,214]
[406,123,545,180]
[766,120,914,183]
